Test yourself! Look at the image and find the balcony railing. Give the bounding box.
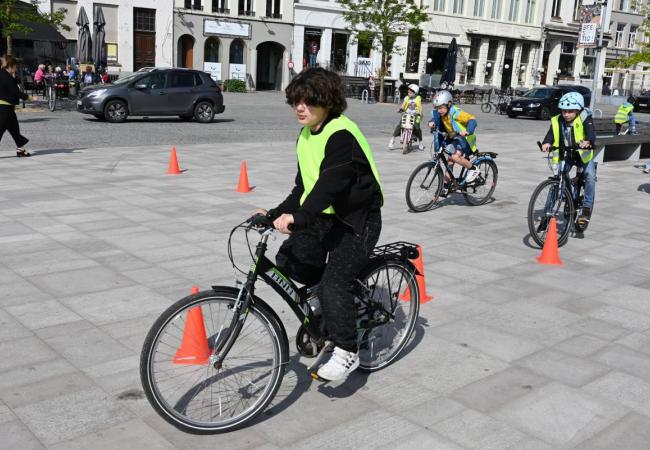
[264,12,282,19]
[213,7,230,13]
[238,9,255,16]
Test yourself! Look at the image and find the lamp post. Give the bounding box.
[590,0,608,109]
[427,57,433,88]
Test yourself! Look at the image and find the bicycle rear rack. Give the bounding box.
[371,241,419,261]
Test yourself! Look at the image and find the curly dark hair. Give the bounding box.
[285,67,347,115]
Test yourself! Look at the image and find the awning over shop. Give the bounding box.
[13,20,66,42]
[465,31,543,43]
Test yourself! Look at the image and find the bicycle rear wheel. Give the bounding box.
[464,159,498,206]
[140,288,288,434]
[356,258,420,372]
[527,179,574,248]
[405,161,443,212]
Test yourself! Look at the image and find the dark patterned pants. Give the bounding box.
[276,211,382,352]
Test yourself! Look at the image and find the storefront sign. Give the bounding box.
[204,19,251,38]
[204,62,222,81]
[229,64,246,80]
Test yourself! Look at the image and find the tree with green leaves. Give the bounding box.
[337,0,428,102]
[0,0,69,56]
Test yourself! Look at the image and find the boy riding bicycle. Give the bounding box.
[256,68,383,382]
[614,96,638,135]
[540,91,596,228]
[427,90,480,195]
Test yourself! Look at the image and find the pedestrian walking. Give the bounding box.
[0,55,30,157]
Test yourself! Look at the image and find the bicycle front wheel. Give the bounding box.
[464,159,498,206]
[405,161,443,212]
[481,102,492,113]
[48,87,56,111]
[140,288,288,434]
[357,258,420,372]
[527,179,574,248]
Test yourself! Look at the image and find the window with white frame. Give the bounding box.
[581,47,596,78]
[617,0,628,11]
[573,0,580,21]
[474,0,485,16]
[491,0,502,18]
[508,0,520,21]
[467,37,481,83]
[615,23,625,47]
[524,0,535,22]
[628,25,637,49]
[485,39,498,83]
[551,0,561,17]
[453,0,464,14]
[518,43,530,84]
[558,41,576,76]
[433,0,446,11]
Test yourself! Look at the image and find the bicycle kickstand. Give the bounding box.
[307,340,334,380]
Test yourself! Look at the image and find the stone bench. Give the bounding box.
[592,117,650,164]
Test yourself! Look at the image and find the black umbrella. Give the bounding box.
[440,38,458,88]
[76,7,92,63]
[92,6,106,68]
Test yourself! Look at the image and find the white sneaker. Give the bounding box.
[388,138,395,149]
[316,346,359,381]
[465,167,481,183]
[418,142,425,151]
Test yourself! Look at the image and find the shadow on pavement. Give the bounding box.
[19,117,51,123]
[522,233,541,250]
[32,147,86,156]
[638,183,650,194]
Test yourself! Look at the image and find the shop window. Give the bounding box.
[230,39,244,64]
[406,29,422,73]
[558,41,575,76]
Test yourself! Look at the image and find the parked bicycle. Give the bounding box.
[140,215,421,433]
[405,130,498,211]
[527,142,593,248]
[44,76,57,112]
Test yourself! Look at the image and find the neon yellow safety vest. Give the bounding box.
[296,114,383,215]
[550,114,593,164]
[614,103,634,124]
[401,95,422,123]
[449,106,478,152]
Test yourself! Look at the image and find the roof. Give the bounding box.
[13,20,67,42]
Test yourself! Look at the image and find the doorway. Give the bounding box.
[178,35,194,69]
[256,41,284,90]
[425,46,447,88]
[330,32,348,72]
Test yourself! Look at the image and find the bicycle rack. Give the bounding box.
[361,89,369,104]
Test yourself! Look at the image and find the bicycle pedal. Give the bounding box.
[310,371,326,382]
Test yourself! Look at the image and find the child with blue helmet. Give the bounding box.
[540,91,597,228]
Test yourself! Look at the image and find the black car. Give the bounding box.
[633,94,650,113]
[77,68,225,123]
[506,86,592,120]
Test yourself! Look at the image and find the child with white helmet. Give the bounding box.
[428,90,481,189]
[540,91,597,228]
[388,84,423,152]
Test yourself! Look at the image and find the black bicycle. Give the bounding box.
[527,143,592,248]
[405,130,498,212]
[140,216,421,433]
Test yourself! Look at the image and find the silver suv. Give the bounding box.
[76,68,225,123]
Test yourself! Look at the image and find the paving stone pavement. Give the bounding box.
[1,100,650,449]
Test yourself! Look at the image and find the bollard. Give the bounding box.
[361,89,369,104]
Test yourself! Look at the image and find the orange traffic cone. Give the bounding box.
[173,300,211,365]
[191,285,199,295]
[236,161,251,193]
[400,245,433,304]
[167,147,181,175]
[537,217,563,265]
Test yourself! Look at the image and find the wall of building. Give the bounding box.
[174,1,293,90]
[35,0,174,73]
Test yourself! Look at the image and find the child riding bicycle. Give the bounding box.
[427,90,480,195]
[255,68,383,382]
[540,91,596,228]
[389,84,423,151]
